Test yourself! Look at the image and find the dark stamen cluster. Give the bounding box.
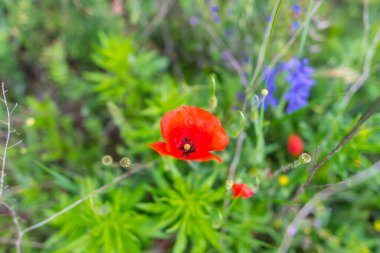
[178,137,196,157]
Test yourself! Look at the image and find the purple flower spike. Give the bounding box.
[261,57,316,113]
[262,67,281,109]
[283,58,316,113]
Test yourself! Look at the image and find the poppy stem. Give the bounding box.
[227,132,247,181]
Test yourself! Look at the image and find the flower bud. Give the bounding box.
[102,155,113,166]
[299,153,311,164]
[209,96,218,110]
[26,117,35,126]
[119,157,132,168]
[261,89,269,97]
[225,179,233,189]
[288,134,304,157]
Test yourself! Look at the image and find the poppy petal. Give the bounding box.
[241,187,254,198]
[195,152,223,163]
[209,131,229,151]
[148,142,171,156]
[231,184,243,198]
[161,106,229,150]
[151,106,229,163]
[231,183,254,199]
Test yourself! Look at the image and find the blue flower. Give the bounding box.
[224,29,233,38]
[283,58,316,113]
[261,58,316,113]
[213,16,221,23]
[189,16,200,26]
[221,50,232,61]
[262,67,281,109]
[236,91,245,102]
[210,5,219,13]
[293,5,301,14]
[292,21,299,30]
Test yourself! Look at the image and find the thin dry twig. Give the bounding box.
[0,237,44,249]
[279,161,380,253]
[0,202,22,253]
[9,103,18,115]
[294,95,380,199]
[341,26,380,108]
[0,83,11,201]
[362,0,370,52]
[7,140,23,150]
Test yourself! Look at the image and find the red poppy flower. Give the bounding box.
[231,183,254,198]
[288,134,304,157]
[149,106,229,163]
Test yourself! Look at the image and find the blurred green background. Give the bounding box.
[0,0,380,252]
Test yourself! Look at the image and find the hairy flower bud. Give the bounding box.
[120,157,132,168]
[299,153,311,164]
[102,155,113,166]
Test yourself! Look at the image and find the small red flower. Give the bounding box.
[288,134,304,157]
[231,183,254,199]
[149,106,229,163]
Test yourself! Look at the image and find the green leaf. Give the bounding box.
[173,224,188,253]
[35,161,78,192]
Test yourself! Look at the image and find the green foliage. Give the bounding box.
[0,0,380,252]
[46,180,162,253]
[85,33,169,106]
[139,166,225,252]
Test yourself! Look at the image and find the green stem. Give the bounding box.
[247,0,284,93]
[297,0,314,57]
[253,96,266,166]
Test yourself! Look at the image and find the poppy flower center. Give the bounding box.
[184,144,191,151]
[178,137,196,157]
